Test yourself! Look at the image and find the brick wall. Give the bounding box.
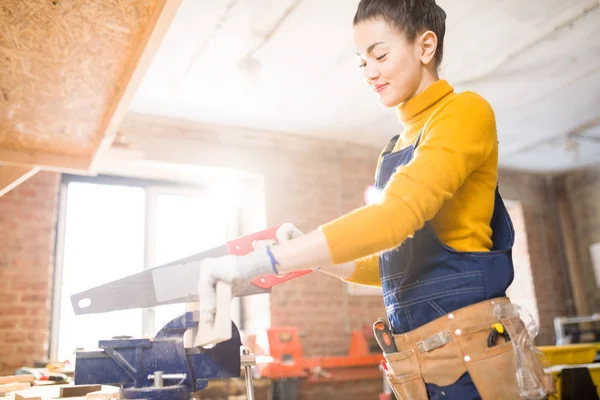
[564,166,600,312]
[0,171,61,376]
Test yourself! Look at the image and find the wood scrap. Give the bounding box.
[85,389,119,400]
[0,376,35,385]
[59,385,102,398]
[0,383,32,396]
[15,393,41,400]
[7,384,118,400]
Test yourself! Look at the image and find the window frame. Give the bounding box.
[49,174,241,360]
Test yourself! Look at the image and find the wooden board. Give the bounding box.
[0,376,34,386]
[59,386,101,398]
[1,384,119,400]
[0,165,38,196]
[0,0,182,191]
[0,383,31,396]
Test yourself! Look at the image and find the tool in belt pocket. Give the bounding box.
[373,318,398,354]
[487,323,511,347]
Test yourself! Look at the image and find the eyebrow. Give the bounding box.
[356,41,385,56]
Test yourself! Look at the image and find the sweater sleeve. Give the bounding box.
[344,254,381,286]
[320,92,497,264]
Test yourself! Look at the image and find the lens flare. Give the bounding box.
[364,185,383,205]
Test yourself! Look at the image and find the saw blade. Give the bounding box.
[70,244,269,316]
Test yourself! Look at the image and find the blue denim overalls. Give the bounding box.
[375,131,515,399]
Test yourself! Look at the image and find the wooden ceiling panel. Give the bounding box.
[0,0,181,195]
[0,0,161,156]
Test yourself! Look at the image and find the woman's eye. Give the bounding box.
[358,62,366,68]
[376,54,387,61]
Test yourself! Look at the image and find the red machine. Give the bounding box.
[255,326,384,383]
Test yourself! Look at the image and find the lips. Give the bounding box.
[375,83,388,93]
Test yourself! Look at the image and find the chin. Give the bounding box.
[376,89,406,108]
[377,95,403,108]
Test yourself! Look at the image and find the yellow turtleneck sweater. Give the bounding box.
[321,80,498,286]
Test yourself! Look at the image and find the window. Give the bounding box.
[50,176,241,362]
[504,200,539,325]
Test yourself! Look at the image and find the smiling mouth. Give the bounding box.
[375,84,388,93]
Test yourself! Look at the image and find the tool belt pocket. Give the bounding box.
[384,350,428,400]
[388,372,428,400]
[465,342,520,400]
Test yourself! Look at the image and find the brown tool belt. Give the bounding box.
[382,297,554,400]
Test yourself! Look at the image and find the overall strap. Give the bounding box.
[382,135,400,155]
[382,128,423,156]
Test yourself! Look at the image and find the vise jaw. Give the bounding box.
[73,312,242,400]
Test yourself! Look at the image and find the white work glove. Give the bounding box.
[253,222,304,250]
[198,223,301,327]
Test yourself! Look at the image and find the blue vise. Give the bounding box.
[74,312,242,400]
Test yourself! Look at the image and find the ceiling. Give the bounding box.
[0,0,180,197]
[127,0,600,173]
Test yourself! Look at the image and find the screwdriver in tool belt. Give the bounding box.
[373,317,398,354]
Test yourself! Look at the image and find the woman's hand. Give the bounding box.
[198,223,306,327]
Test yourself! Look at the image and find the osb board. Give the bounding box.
[0,0,163,158]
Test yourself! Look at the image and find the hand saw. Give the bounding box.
[70,225,312,315]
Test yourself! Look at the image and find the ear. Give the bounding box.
[418,30,438,65]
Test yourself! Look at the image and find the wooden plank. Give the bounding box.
[59,385,102,398]
[0,383,31,396]
[0,165,38,197]
[0,148,91,174]
[7,384,119,400]
[15,393,41,400]
[0,376,35,385]
[88,0,183,171]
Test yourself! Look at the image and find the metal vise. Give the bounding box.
[74,312,249,400]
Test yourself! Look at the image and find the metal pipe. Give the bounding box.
[147,373,186,381]
[241,347,256,400]
[556,314,600,324]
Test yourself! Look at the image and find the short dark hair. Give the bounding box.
[353,0,447,67]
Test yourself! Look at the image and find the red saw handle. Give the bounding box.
[226,225,312,289]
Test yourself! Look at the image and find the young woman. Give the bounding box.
[197,1,551,399]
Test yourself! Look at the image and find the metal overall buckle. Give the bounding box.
[416,331,453,353]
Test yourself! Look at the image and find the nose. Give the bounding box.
[364,62,380,82]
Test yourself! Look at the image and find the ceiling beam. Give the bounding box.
[88,0,183,173]
[0,165,39,198]
[0,148,92,174]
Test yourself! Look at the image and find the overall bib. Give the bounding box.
[375,131,516,399]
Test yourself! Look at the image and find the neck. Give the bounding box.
[396,76,453,124]
[408,69,439,102]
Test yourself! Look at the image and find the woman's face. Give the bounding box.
[353,19,424,108]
